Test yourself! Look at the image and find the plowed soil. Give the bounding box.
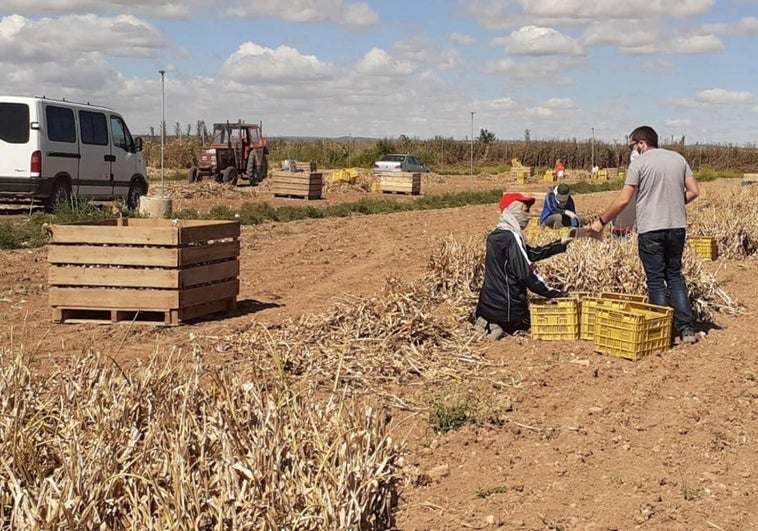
[1,174,756,530]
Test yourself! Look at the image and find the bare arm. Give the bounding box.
[589,184,636,232]
[684,175,699,204]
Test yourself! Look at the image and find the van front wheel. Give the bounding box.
[126,181,146,210]
[43,180,72,213]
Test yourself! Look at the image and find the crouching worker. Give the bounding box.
[540,183,585,228]
[474,193,571,340]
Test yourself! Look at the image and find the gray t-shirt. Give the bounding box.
[625,148,693,234]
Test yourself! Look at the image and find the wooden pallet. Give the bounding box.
[52,298,237,326]
[48,219,241,326]
[376,172,421,195]
[271,171,323,199]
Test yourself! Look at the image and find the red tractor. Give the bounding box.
[188,120,268,185]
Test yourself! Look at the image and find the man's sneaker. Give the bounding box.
[681,328,698,345]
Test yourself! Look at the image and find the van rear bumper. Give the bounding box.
[0,177,56,198]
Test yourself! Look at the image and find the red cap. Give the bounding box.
[499,192,535,212]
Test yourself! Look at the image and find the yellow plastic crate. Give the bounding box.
[544,170,556,182]
[688,236,718,260]
[579,293,649,341]
[593,302,673,360]
[530,298,579,341]
[516,175,527,184]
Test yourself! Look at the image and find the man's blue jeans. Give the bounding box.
[638,229,695,332]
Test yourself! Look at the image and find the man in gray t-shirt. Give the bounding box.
[588,125,700,344]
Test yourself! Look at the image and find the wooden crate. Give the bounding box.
[48,218,240,326]
[272,171,323,199]
[510,167,531,183]
[377,172,421,195]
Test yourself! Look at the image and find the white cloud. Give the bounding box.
[484,56,579,85]
[449,33,475,46]
[462,0,716,28]
[221,0,378,27]
[665,119,692,129]
[391,38,463,70]
[583,23,660,48]
[500,25,584,56]
[702,16,758,35]
[695,89,754,105]
[355,48,415,76]
[222,43,334,83]
[0,1,191,17]
[0,14,167,61]
[639,59,678,73]
[668,34,724,54]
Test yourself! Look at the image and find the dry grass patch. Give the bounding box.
[1,351,401,530]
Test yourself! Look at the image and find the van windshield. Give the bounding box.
[0,103,30,144]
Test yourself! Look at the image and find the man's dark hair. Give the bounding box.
[629,126,659,148]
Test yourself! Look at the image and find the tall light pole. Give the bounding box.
[159,69,166,196]
[470,111,475,176]
[591,126,595,171]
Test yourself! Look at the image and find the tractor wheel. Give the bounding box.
[222,166,238,186]
[188,166,199,183]
[43,179,72,213]
[256,159,268,183]
[246,155,257,184]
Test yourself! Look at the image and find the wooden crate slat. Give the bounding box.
[48,246,180,267]
[49,266,179,289]
[50,287,179,309]
[180,260,240,288]
[179,280,240,308]
[177,222,240,245]
[178,241,240,267]
[49,225,180,246]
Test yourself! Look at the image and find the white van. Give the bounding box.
[0,95,148,211]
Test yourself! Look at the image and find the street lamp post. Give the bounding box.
[159,69,166,197]
[470,111,475,176]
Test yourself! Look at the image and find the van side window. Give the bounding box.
[110,115,134,152]
[0,103,30,143]
[46,105,76,143]
[79,111,109,146]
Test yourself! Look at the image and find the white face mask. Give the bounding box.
[630,149,639,162]
[513,209,530,230]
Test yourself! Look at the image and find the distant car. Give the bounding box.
[372,153,430,173]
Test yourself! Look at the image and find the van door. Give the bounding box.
[0,101,33,187]
[77,109,112,198]
[109,114,140,198]
[43,104,80,192]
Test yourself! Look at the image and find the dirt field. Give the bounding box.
[1,175,756,530]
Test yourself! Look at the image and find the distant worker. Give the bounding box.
[554,159,566,179]
[540,183,584,228]
[474,193,571,340]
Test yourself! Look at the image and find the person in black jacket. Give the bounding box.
[474,193,571,340]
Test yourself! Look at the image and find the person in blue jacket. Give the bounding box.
[540,183,584,228]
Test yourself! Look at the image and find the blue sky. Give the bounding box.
[1,0,757,145]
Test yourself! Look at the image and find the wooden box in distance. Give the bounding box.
[377,172,422,195]
[510,166,532,184]
[48,218,240,326]
[272,171,323,199]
